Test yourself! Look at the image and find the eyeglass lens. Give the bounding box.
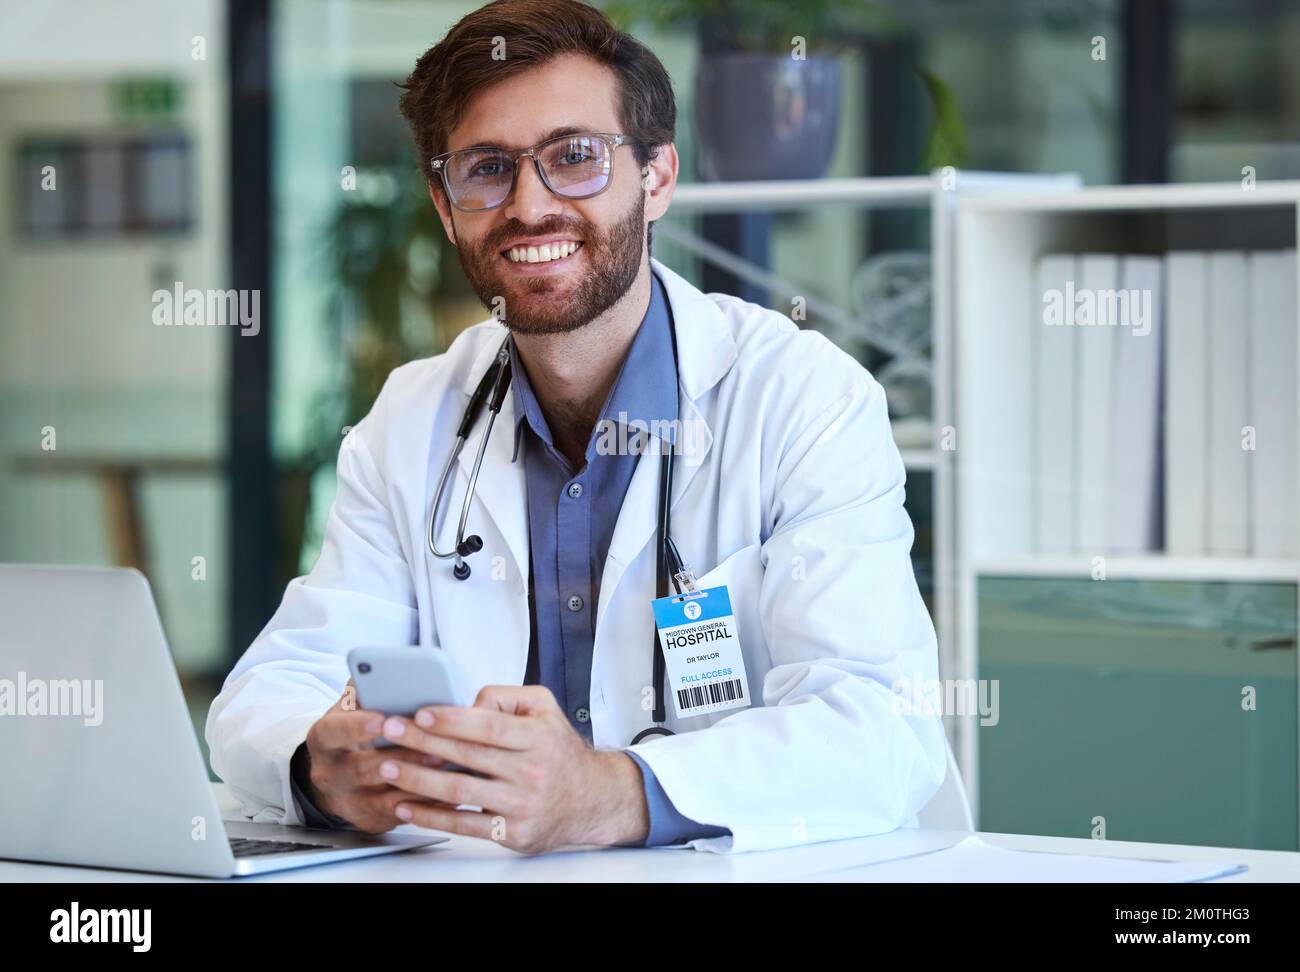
[443,135,615,210]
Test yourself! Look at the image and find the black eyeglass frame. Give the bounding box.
[430,132,636,213]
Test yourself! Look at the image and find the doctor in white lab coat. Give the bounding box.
[206,3,945,856]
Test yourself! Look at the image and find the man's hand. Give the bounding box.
[375,685,650,854]
[299,683,449,833]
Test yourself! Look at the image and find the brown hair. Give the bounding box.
[398,0,676,196]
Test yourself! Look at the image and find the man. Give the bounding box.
[206,0,945,855]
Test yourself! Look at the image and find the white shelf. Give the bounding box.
[670,175,934,210]
[972,555,1299,584]
[952,180,1300,831]
[958,180,1300,213]
[669,170,1079,212]
[954,185,1300,563]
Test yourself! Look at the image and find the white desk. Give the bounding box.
[2,785,1298,882]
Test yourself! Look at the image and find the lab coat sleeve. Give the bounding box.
[204,382,418,827]
[626,367,947,853]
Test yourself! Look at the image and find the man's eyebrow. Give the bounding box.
[454,126,600,152]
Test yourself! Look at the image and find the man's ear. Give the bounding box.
[641,144,678,223]
[428,181,457,246]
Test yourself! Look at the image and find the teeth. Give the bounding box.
[507,241,581,263]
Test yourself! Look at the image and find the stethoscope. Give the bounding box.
[426,332,690,743]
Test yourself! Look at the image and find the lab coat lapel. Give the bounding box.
[597,259,737,622]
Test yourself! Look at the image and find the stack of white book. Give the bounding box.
[1030,249,1297,558]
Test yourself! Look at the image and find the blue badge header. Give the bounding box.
[652,585,733,629]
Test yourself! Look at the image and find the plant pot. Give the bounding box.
[694,53,841,181]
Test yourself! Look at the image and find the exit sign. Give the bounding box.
[111,79,182,123]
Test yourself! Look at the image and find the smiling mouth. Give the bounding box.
[501,240,584,265]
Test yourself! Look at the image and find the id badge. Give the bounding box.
[652,585,751,720]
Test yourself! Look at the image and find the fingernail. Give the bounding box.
[365,715,383,734]
[380,760,399,780]
[384,717,406,738]
[415,709,435,728]
[395,805,413,821]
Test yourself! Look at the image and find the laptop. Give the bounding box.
[0,564,447,877]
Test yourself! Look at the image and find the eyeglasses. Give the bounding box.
[431,132,633,213]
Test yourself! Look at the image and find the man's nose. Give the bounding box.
[502,155,563,225]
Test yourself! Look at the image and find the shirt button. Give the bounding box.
[567,482,584,499]
[567,594,584,612]
[575,707,590,724]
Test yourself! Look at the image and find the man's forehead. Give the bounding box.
[446,53,621,152]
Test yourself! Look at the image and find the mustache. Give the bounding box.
[487,220,592,250]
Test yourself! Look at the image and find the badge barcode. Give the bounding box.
[676,678,744,711]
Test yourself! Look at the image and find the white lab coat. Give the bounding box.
[206,257,946,853]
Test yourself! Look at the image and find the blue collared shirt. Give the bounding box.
[512,270,730,848]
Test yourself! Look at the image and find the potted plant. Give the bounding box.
[607,0,883,181]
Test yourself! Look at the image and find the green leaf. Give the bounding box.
[917,66,969,171]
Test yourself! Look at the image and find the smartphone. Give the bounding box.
[346,646,470,751]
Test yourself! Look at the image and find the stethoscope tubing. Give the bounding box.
[427,339,512,576]
[427,332,680,741]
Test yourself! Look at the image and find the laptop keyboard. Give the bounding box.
[228,836,335,858]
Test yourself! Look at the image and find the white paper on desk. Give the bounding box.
[808,836,1246,883]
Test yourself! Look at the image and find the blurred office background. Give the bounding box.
[1,0,1298,848]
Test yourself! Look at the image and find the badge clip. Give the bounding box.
[666,537,706,602]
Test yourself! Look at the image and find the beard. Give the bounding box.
[454,191,646,336]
